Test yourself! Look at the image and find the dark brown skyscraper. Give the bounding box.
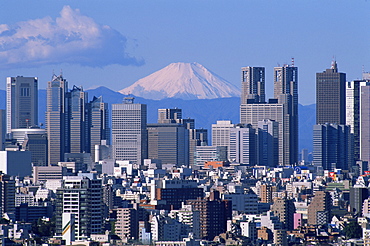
[316,61,346,124]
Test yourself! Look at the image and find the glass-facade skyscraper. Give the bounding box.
[316,61,346,125]
[6,76,38,134]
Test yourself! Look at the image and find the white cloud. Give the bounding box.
[0,6,143,68]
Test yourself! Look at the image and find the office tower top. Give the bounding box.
[46,74,69,165]
[158,108,182,123]
[112,97,147,164]
[6,76,38,134]
[316,61,346,124]
[241,67,265,104]
[274,65,298,105]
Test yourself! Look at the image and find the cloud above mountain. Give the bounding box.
[0,6,144,69]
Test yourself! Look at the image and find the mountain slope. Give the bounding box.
[119,62,241,100]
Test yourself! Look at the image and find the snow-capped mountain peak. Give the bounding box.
[119,62,240,100]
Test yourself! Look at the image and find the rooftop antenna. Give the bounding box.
[291,57,295,67]
[60,69,63,76]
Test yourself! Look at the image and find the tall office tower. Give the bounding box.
[229,125,257,164]
[313,124,351,170]
[316,61,346,124]
[147,123,189,166]
[112,97,147,164]
[88,96,110,159]
[240,65,298,166]
[240,102,285,165]
[360,85,370,163]
[274,65,299,166]
[68,86,88,154]
[346,80,370,160]
[46,74,69,165]
[270,198,296,230]
[212,120,235,151]
[241,67,265,104]
[258,119,279,167]
[6,76,38,133]
[0,110,5,150]
[158,108,182,123]
[307,191,331,226]
[56,175,103,240]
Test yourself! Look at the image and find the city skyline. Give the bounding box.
[0,1,370,105]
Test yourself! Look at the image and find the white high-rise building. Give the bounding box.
[229,125,256,164]
[6,76,38,134]
[211,120,235,150]
[112,97,147,164]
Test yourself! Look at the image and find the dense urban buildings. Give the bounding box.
[2,61,370,245]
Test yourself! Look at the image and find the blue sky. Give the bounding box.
[0,0,369,105]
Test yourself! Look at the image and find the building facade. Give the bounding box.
[6,76,38,134]
[241,67,265,104]
[316,61,346,125]
[112,97,147,165]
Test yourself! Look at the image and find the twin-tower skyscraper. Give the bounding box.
[240,65,298,166]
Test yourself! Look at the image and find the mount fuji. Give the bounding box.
[119,62,241,100]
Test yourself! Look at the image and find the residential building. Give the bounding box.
[307,191,331,225]
[186,191,231,240]
[55,175,103,240]
[270,197,296,230]
[115,208,139,241]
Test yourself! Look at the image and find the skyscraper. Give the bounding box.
[0,110,5,151]
[313,123,351,170]
[241,67,265,104]
[88,96,110,159]
[346,80,370,160]
[112,97,147,164]
[212,120,235,150]
[147,123,188,166]
[69,85,88,154]
[46,74,109,165]
[258,119,279,167]
[274,65,299,166]
[6,76,38,133]
[316,61,346,125]
[229,125,257,165]
[240,65,298,166]
[46,74,69,165]
[360,85,370,163]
